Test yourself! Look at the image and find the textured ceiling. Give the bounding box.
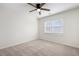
[26,3,79,18]
[0,3,79,18]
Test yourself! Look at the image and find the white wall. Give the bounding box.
[39,7,79,48]
[0,4,38,49]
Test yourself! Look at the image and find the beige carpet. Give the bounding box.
[0,39,79,56]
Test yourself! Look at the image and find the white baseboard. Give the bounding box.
[40,39,79,48]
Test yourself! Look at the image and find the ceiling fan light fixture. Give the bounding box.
[37,9,41,12]
[28,3,50,15]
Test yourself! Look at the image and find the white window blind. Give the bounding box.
[44,18,64,33]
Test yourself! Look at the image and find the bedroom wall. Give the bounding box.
[0,4,38,49]
[39,7,79,48]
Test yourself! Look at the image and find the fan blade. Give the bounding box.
[29,9,37,12]
[41,8,50,11]
[40,3,46,7]
[28,3,36,8]
[39,11,41,15]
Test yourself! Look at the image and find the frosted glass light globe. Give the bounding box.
[37,9,41,12]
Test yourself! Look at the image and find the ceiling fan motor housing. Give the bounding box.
[37,4,40,9]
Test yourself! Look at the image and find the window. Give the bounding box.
[44,18,64,33]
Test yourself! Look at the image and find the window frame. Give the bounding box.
[44,18,64,33]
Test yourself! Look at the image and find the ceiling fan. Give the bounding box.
[27,3,50,15]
